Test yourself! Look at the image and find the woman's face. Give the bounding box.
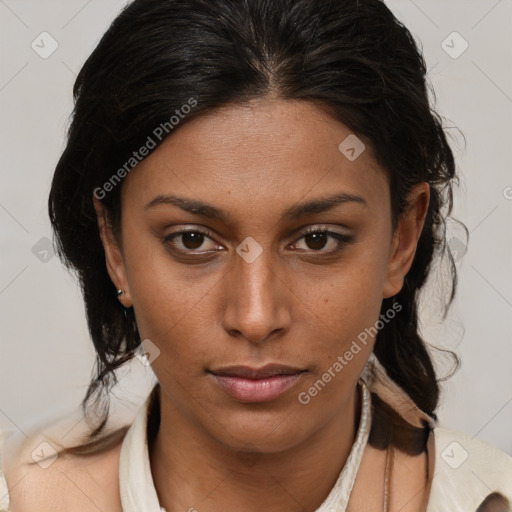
[96,98,428,453]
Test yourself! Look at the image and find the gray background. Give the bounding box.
[1,0,511,455]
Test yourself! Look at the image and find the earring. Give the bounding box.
[117,288,133,308]
[117,289,128,308]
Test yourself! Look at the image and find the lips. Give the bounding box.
[210,364,304,379]
[209,364,305,403]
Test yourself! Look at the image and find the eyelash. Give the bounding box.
[298,227,354,252]
[161,226,354,256]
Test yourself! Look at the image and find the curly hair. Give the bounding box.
[48,0,464,456]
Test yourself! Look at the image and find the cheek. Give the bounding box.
[129,268,214,348]
[297,240,390,374]
[308,250,389,334]
[294,271,383,408]
[120,229,205,343]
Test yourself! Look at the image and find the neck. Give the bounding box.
[149,385,362,512]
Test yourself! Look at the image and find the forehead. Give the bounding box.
[121,98,389,219]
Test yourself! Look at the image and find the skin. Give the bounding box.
[4,98,429,512]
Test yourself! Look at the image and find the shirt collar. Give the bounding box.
[119,381,372,512]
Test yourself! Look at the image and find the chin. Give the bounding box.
[205,408,313,455]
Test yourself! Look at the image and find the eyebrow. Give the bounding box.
[144,192,367,222]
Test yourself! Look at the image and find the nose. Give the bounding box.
[221,245,292,345]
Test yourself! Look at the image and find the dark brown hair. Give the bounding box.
[47,0,464,457]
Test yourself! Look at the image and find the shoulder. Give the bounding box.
[1,418,126,512]
[1,429,15,511]
[428,427,512,511]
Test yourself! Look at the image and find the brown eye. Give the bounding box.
[162,229,220,253]
[180,232,206,250]
[304,232,329,251]
[291,228,354,254]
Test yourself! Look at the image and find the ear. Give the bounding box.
[382,182,430,299]
[93,196,132,308]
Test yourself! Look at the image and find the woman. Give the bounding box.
[1,0,511,510]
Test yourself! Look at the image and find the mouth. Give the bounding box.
[208,364,306,403]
